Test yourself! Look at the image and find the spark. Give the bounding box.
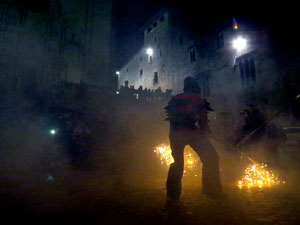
[238,162,285,188]
[154,144,200,175]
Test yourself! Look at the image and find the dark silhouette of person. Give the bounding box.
[165,77,224,200]
[234,104,266,148]
[137,85,145,101]
[121,80,130,96]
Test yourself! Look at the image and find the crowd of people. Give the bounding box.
[119,80,172,103]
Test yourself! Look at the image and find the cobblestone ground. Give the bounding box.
[1,168,300,225]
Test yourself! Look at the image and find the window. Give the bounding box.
[147,27,152,33]
[160,15,165,23]
[159,49,162,56]
[140,69,143,76]
[140,56,143,61]
[216,33,224,50]
[196,71,211,97]
[154,36,157,42]
[244,59,251,82]
[149,55,153,63]
[153,72,158,85]
[126,67,128,72]
[153,22,158,28]
[239,62,245,86]
[179,36,183,45]
[239,58,256,86]
[250,58,256,82]
[190,48,196,63]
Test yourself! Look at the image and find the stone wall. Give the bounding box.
[119,10,173,92]
[118,10,290,122]
[0,0,113,98]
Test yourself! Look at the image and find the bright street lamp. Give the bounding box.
[233,37,247,52]
[146,48,153,56]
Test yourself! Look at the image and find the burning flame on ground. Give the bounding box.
[154,144,286,186]
[153,144,201,176]
[238,163,285,188]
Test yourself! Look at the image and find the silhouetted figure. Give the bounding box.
[137,85,145,101]
[165,77,224,200]
[155,87,163,101]
[234,104,266,148]
[121,80,130,96]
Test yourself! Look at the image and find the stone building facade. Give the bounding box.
[0,0,113,97]
[118,8,282,122]
[118,9,172,91]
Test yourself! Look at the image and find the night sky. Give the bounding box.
[114,0,300,68]
[18,0,300,68]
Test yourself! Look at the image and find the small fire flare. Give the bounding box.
[153,144,200,176]
[238,163,285,188]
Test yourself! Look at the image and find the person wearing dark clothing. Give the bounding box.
[234,104,266,147]
[165,77,224,200]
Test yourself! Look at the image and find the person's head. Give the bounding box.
[183,76,200,94]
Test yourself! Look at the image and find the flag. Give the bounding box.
[233,16,238,30]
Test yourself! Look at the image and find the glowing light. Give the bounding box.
[233,17,238,30]
[233,37,247,52]
[116,71,120,75]
[116,91,120,95]
[146,48,153,56]
[50,129,56,135]
[154,144,174,165]
[46,174,54,182]
[153,144,200,176]
[238,163,285,188]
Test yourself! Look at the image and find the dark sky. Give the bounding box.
[18,0,300,69]
[114,0,300,68]
[115,0,300,34]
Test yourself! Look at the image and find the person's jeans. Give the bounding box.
[166,127,223,198]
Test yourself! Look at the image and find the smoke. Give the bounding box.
[1,84,300,217]
[0,101,67,187]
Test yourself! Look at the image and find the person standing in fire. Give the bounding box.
[165,77,225,200]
